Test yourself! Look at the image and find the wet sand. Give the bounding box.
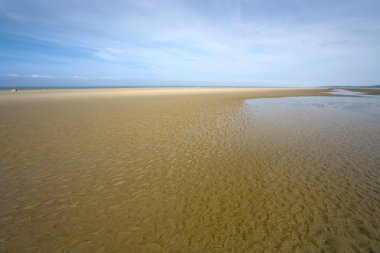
[1,87,379,252]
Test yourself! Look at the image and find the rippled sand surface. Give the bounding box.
[0,88,379,252]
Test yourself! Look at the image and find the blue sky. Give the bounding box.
[0,0,379,87]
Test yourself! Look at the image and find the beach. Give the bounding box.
[1,87,379,252]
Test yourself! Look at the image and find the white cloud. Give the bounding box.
[73,75,88,80]
[31,74,52,78]
[7,73,19,77]
[100,76,117,80]
[93,48,128,61]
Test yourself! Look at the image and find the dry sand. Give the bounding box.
[0,87,379,252]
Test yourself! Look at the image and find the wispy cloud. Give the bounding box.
[73,75,88,80]
[93,48,128,61]
[7,73,19,77]
[31,74,52,78]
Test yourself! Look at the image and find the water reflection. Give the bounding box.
[247,95,380,119]
[328,89,366,96]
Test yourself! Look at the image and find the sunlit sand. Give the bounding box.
[1,87,379,252]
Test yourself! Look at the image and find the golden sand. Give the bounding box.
[0,88,379,252]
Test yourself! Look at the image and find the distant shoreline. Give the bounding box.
[1,85,379,91]
[0,85,318,90]
[0,87,332,104]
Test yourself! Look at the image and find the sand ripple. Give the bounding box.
[0,89,379,252]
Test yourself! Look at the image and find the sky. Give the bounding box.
[0,0,380,87]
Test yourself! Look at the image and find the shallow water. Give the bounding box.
[327,88,366,96]
[248,95,380,118]
[245,95,380,252]
[0,92,380,252]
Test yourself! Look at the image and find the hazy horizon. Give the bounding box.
[1,77,379,88]
[0,76,380,88]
